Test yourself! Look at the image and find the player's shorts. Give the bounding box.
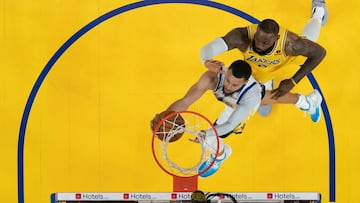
[213,120,246,139]
[260,83,266,99]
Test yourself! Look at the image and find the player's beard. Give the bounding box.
[223,87,233,96]
[253,40,275,56]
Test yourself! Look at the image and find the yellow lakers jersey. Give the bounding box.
[244,24,294,82]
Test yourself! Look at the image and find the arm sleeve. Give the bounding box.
[200,38,229,64]
[205,93,261,137]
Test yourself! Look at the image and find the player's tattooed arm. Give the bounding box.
[285,32,326,83]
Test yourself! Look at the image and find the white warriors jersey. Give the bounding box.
[206,71,263,137]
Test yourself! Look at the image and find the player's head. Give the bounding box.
[224,60,251,94]
[254,19,280,53]
[191,190,206,203]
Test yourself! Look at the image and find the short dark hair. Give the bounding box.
[228,60,251,80]
[258,19,279,35]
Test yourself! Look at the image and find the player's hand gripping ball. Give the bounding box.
[151,110,185,142]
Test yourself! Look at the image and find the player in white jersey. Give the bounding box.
[209,67,262,137]
[153,59,322,177]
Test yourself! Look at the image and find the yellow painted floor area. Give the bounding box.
[1,0,360,203]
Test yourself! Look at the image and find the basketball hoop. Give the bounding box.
[151,110,220,191]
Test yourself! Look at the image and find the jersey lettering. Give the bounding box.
[245,55,281,67]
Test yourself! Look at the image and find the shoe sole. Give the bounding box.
[198,144,232,178]
[312,1,328,26]
[310,89,322,123]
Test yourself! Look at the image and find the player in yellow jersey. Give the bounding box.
[200,1,328,118]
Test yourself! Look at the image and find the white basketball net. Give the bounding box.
[161,128,207,175]
[153,112,218,176]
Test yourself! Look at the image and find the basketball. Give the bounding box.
[151,110,185,142]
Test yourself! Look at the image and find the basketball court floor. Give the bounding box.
[1,0,359,203]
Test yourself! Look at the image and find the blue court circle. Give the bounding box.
[17,0,335,202]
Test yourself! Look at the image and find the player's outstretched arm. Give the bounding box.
[272,32,326,99]
[167,71,218,112]
[262,90,299,105]
[286,32,326,83]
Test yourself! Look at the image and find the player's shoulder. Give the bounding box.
[284,30,307,56]
[230,26,248,33]
[223,27,250,50]
[227,26,247,36]
[243,77,263,97]
[285,30,302,42]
